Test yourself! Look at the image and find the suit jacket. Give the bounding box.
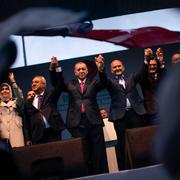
[138,63,166,115]
[50,70,106,128]
[25,71,65,143]
[106,73,146,121]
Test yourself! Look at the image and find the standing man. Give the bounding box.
[50,56,108,175]
[139,47,166,125]
[102,57,146,170]
[24,72,65,144]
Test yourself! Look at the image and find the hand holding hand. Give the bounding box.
[144,48,153,59]
[156,48,164,64]
[50,56,59,69]
[95,54,105,71]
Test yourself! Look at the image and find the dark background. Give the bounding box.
[0,0,180,22]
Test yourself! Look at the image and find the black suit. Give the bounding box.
[107,74,146,122]
[50,69,108,175]
[25,71,65,144]
[138,63,166,124]
[106,73,146,170]
[65,78,105,128]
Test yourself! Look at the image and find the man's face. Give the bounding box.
[74,62,88,80]
[32,77,45,94]
[171,54,180,64]
[148,59,157,74]
[111,60,125,76]
[100,109,108,119]
[0,85,10,100]
[27,90,35,101]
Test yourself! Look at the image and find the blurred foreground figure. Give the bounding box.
[155,63,180,179]
[0,141,23,180]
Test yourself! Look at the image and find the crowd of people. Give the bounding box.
[0,47,179,177]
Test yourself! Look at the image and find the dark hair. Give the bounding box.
[99,107,108,113]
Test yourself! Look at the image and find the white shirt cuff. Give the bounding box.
[56,67,62,72]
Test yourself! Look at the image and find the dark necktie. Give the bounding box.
[37,95,43,109]
[80,81,85,112]
[37,95,45,126]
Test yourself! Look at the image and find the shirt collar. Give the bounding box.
[114,74,124,80]
[78,79,86,84]
[35,91,44,98]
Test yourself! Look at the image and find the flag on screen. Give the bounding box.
[75,26,180,48]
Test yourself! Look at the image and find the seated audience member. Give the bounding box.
[155,63,180,179]
[100,108,119,173]
[0,72,25,148]
[100,108,117,142]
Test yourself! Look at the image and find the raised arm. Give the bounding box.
[94,54,109,91]
[95,54,105,72]
[49,56,60,86]
[156,47,165,68]
[49,56,67,92]
[9,72,24,109]
[134,48,153,82]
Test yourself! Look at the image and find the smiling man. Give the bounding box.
[138,48,166,125]
[103,57,146,170]
[24,73,65,144]
[49,55,108,175]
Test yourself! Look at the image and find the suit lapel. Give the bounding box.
[124,76,128,89]
[74,79,81,94]
[83,78,90,94]
[40,91,47,108]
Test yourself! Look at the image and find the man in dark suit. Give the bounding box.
[24,72,65,144]
[139,48,166,125]
[103,57,146,170]
[49,56,108,175]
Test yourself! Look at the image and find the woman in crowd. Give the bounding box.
[0,72,25,148]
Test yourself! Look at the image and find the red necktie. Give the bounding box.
[80,81,84,93]
[80,81,85,112]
